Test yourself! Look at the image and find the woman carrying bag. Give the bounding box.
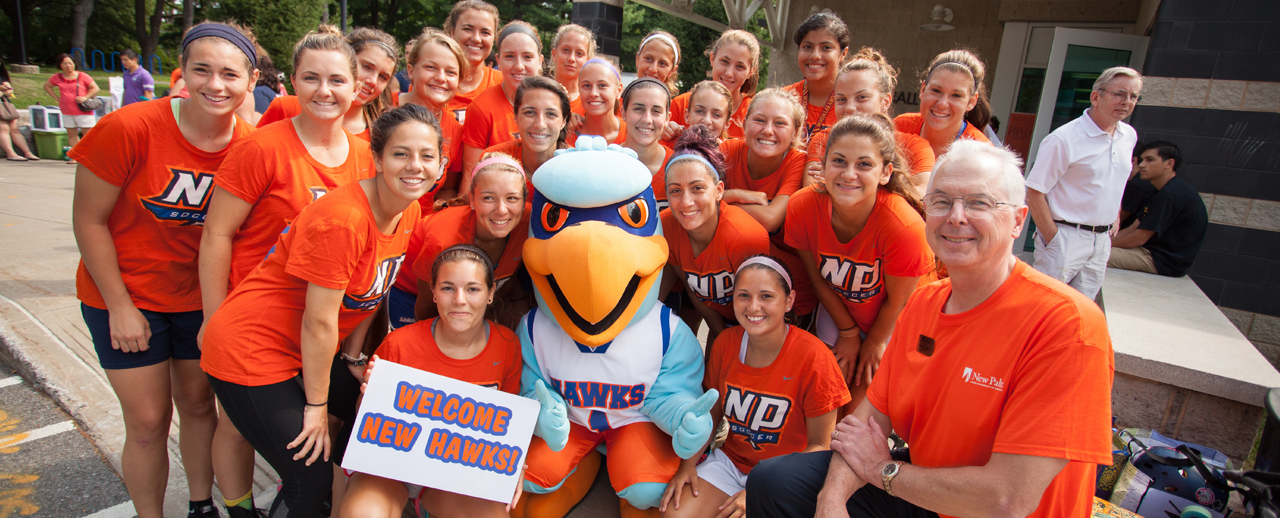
[44,53,101,163]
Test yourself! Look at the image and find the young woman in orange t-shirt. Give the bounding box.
[806,47,937,193]
[895,49,992,158]
[200,105,442,517]
[664,30,761,143]
[634,31,682,95]
[660,257,848,518]
[341,245,525,518]
[443,0,503,122]
[476,76,572,193]
[783,13,849,141]
[786,114,935,411]
[569,58,626,145]
[398,28,470,203]
[69,22,260,518]
[198,27,372,516]
[621,78,673,208]
[258,27,399,141]
[550,24,595,109]
[660,80,732,149]
[461,21,544,176]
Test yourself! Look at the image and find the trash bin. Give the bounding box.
[32,130,68,160]
[1257,387,1280,472]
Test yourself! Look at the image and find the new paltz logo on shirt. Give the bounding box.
[141,168,214,225]
[685,269,734,306]
[819,255,882,300]
[961,367,1005,392]
[724,386,792,450]
[343,255,404,310]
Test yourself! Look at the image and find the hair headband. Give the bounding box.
[737,256,792,290]
[473,155,526,179]
[355,39,398,59]
[640,34,680,65]
[668,153,718,180]
[929,60,977,89]
[623,76,670,101]
[436,243,496,274]
[184,24,257,70]
[584,58,621,81]
[498,24,541,53]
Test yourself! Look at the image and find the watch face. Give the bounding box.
[883,462,899,476]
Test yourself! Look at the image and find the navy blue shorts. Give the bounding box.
[387,285,417,330]
[81,304,203,369]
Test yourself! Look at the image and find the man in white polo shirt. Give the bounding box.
[1026,66,1142,300]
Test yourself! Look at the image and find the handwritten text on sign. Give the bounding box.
[342,361,537,503]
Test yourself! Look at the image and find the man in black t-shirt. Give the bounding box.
[1108,141,1207,276]
[1119,144,1156,229]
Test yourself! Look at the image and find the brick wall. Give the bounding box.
[1129,0,1280,366]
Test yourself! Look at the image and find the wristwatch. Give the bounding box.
[341,351,368,366]
[881,461,904,497]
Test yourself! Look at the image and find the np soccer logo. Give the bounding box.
[343,255,405,310]
[818,255,882,301]
[723,385,792,450]
[140,168,215,225]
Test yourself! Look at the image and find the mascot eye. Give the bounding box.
[541,203,569,232]
[618,199,649,228]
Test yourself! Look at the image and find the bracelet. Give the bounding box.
[341,351,368,366]
[305,400,327,407]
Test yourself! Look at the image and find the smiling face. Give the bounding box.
[517,88,566,154]
[624,87,669,148]
[471,168,526,240]
[797,28,845,84]
[579,62,621,119]
[183,39,257,119]
[433,259,493,334]
[354,47,396,107]
[375,120,443,204]
[636,40,677,83]
[824,133,890,208]
[410,42,461,107]
[665,160,723,232]
[710,43,753,94]
[452,9,498,66]
[833,69,891,119]
[744,97,797,159]
[687,89,731,137]
[734,266,794,335]
[498,33,543,92]
[292,49,356,122]
[925,158,1025,271]
[918,68,978,135]
[554,31,591,83]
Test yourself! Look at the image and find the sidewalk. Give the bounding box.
[0,160,279,517]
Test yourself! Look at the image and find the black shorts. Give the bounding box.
[81,303,202,369]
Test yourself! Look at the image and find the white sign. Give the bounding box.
[341,360,538,504]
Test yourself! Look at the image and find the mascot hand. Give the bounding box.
[533,380,570,451]
[672,390,718,459]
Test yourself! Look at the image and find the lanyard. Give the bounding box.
[918,119,969,141]
[802,80,837,141]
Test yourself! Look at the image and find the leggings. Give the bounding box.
[208,374,334,518]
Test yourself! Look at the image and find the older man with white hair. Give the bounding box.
[1026,66,1143,301]
[744,141,1115,518]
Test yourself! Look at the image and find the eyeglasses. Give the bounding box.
[1098,88,1142,103]
[922,193,1017,217]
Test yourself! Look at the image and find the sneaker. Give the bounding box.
[225,506,266,518]
[189,502,219,518]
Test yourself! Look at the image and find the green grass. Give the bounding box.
[7,68,171,110]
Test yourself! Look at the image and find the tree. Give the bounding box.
[70,0,96,54]
[182,0,193,33]
[135,0,165,61]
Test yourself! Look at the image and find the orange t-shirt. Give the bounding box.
[866,260,1114,518]
[566,122,626,146]
[661,203,770,321]
[396,205,530,295]
[893,112,991,147]
[462,84,520,150]
[69,98,254,312]
[482,139,538,194]
[376,318,522,394]
[785,188,934,333]
[650,146,675,209]
[707,325,850,473]
[169,68,189,98]
[200,182,422,386]
[257,95,372,141]
[719,139,806,200]
[216,120,375,287]
[437,110,466,194]
[670,91,752,140]
[806,129,936,177]
[782,81,839,140]
[446,66,503,125]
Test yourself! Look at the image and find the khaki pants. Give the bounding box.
[1107,246,1157,274]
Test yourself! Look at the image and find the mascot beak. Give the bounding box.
[524,220,667,346]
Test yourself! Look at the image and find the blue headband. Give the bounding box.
[584,58,621,81]
[183,24,257,70]
[668,153,719,180]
